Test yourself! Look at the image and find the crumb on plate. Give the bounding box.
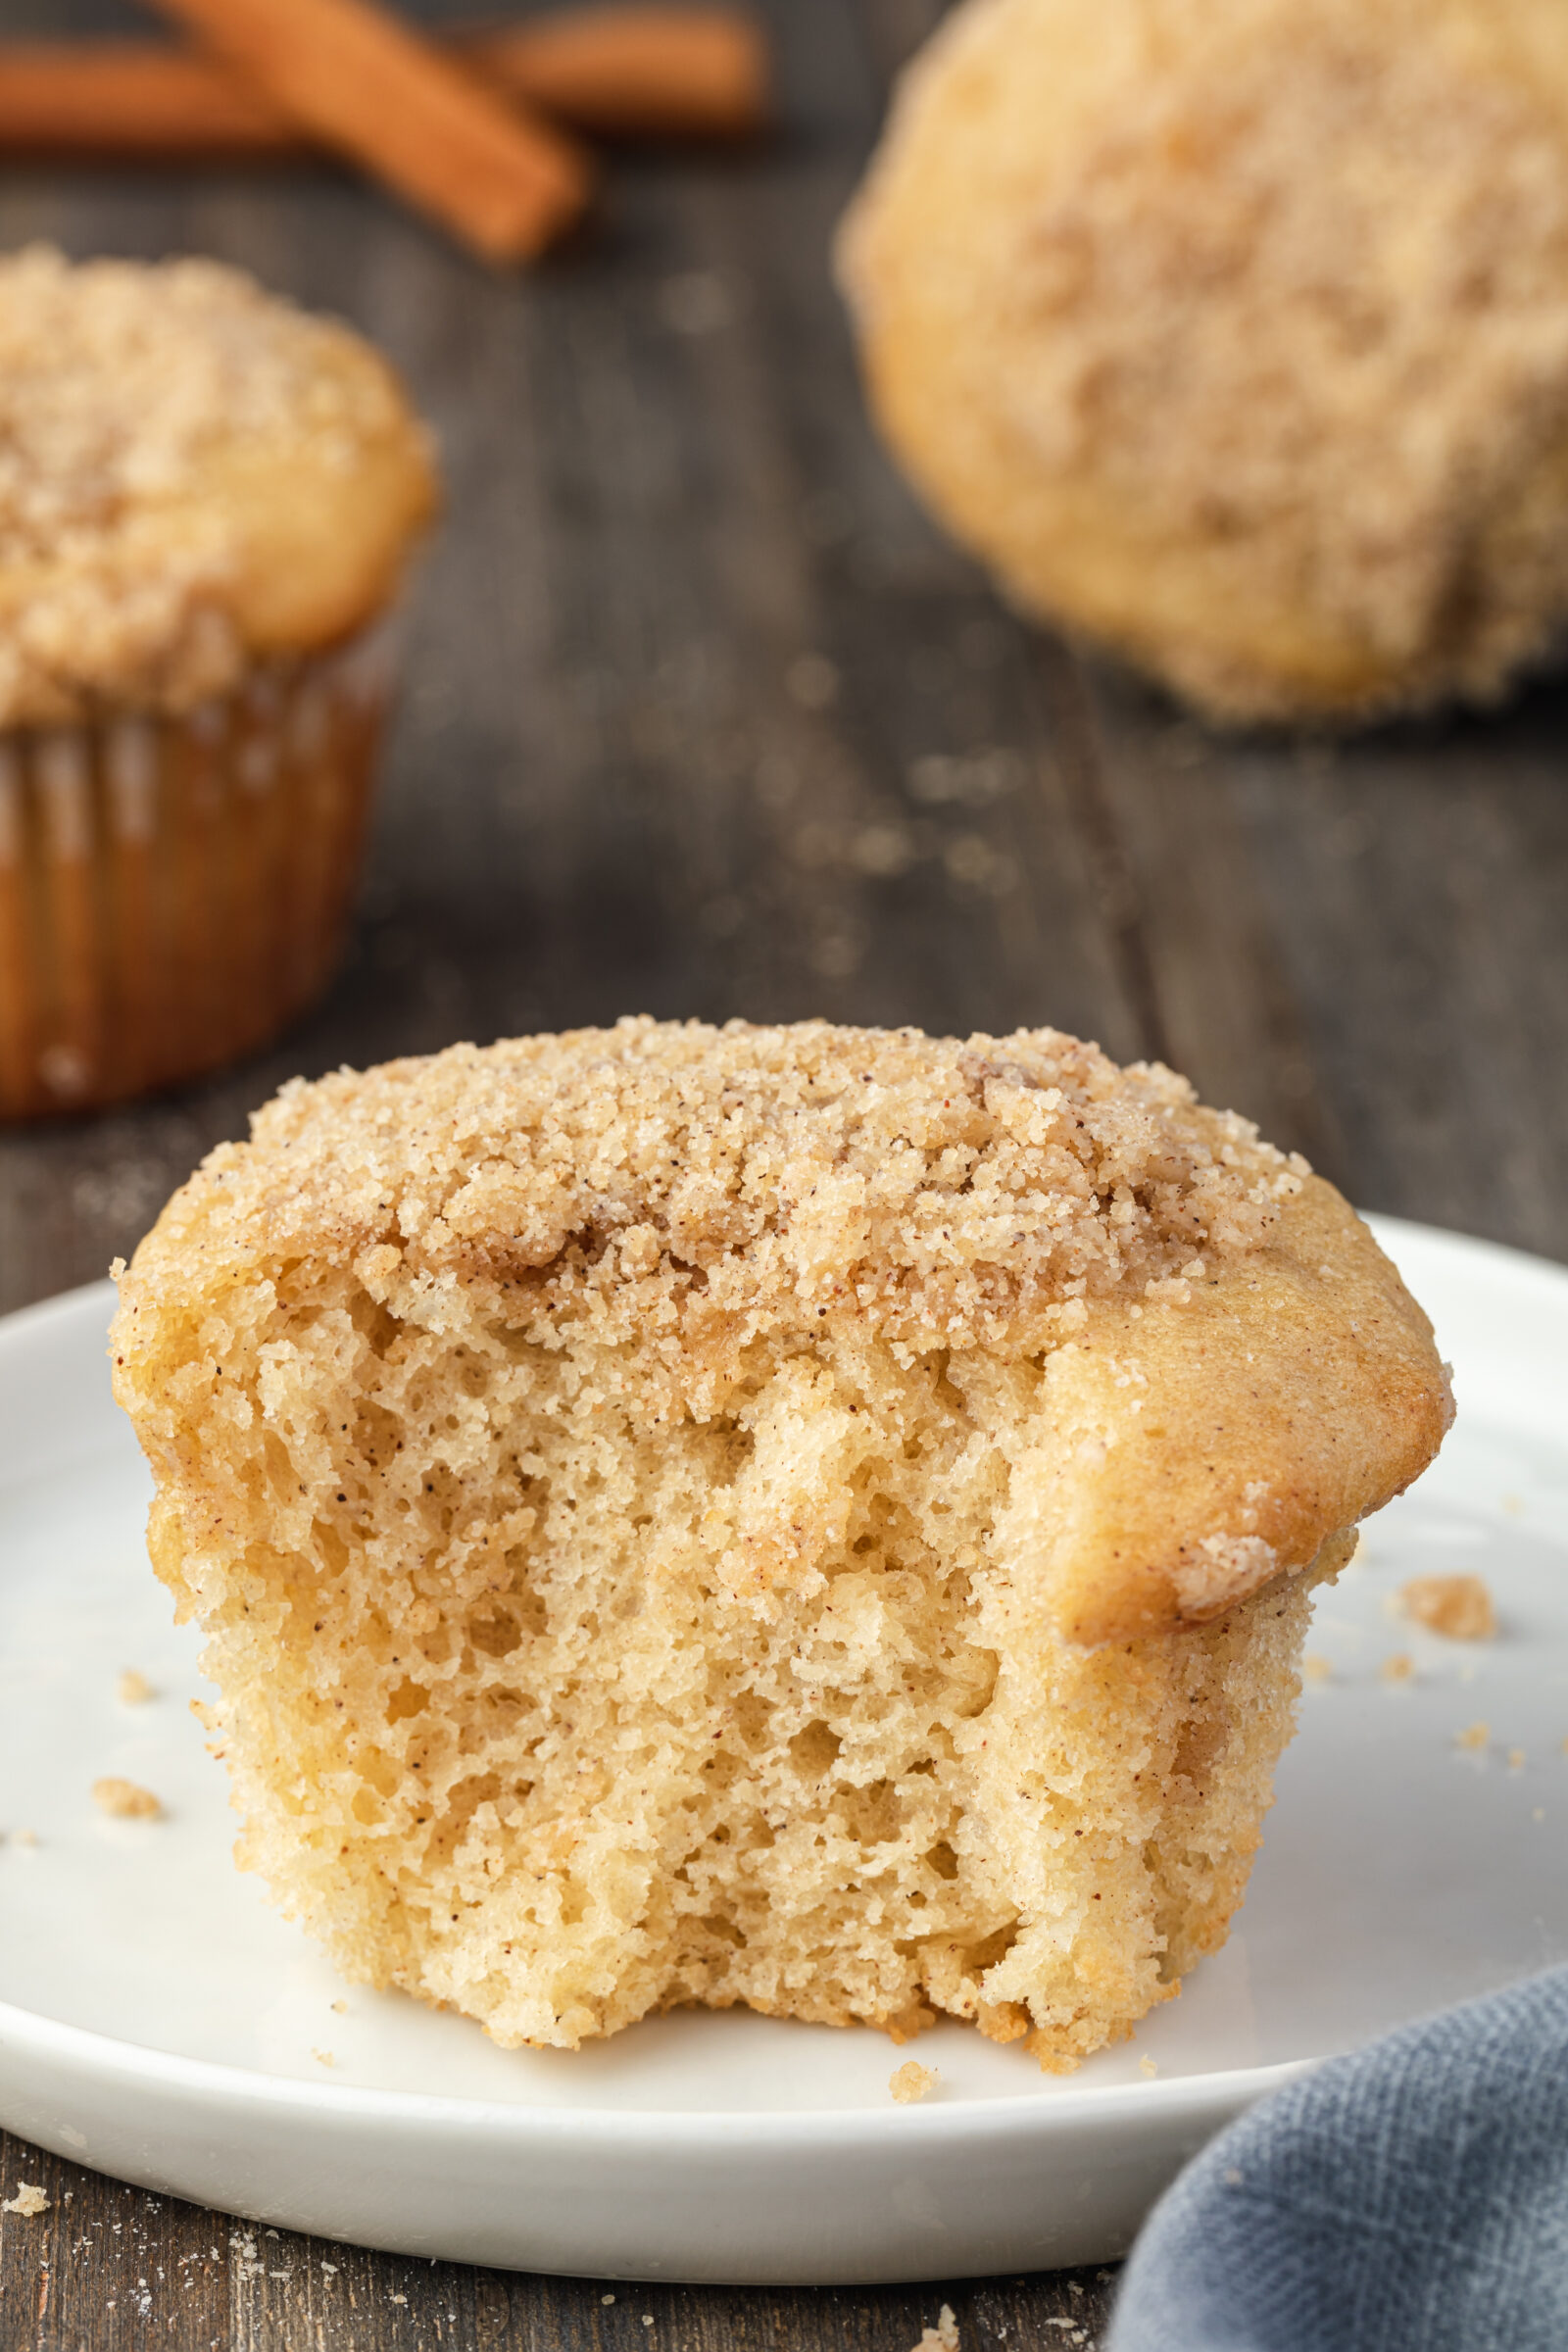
[1400,1574,1496,1642]
[1381,1652,1415,1685]
[1139,2055,1158,2079]
[912,2305,959,2352]
[1455,1721,1491,1754]
[1302,1652,1333,1685]
[116,1668,155,1705]
[92,1777,161,1819]
[891,2060,938,2104]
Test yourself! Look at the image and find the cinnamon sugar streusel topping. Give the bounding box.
[183,1017,1304,1377]
[0,245,429,724]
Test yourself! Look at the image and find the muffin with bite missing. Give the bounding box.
[0,244,436,1119]
[112,1019,1449,2069]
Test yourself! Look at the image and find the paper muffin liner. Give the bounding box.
[0,617,398,1121]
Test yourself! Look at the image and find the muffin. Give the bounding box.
[111,1019,1449,2069]
[0,245,436,1119]
[838,0,1568,724]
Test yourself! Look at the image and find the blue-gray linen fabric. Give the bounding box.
[1108,1967,1568,2352]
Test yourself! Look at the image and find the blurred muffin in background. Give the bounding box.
[838,0,1568,726]
[0,246,436,1120]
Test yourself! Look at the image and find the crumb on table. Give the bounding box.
[91,1776,162,1819]
[1381,1652,1415,1685]
[1400,1574,1496,1641]
[1454,1721,1491,1754]
[116,1668,155,1705]
[890,2059,938,2104]
[2,2183,49,2217]
[911,2305,959,2352]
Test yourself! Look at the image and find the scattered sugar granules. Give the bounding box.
[912,2305,959,2352]
[92,1777,161,1819]
[1400,1575,1496,1642]
[1381,1653,1415,1686]
[116,1669,155,1705]
[890,2060,938,2104]
[3,2183,49,2217]
[1455,1722,1491,1754]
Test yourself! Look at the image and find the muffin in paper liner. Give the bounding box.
[0,247,437,1118]
[0,621,397,1121]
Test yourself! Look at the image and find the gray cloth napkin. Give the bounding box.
[1107,1967,1568,2352]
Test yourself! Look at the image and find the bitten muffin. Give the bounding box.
[838,0,1568,724]
[0,245,436,1119]
[112,1020,1449,2069]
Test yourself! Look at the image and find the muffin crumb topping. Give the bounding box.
[207,1016,1307,1373]
[0,245,429,723]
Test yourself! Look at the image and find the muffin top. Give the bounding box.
[117,1017,1451,1643]
[138,1015,1309,1357]
[0,245,437,726]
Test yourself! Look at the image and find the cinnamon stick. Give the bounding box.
[0,13,767,165]
[0,48,288,157]
[139,0,593,263]
[463,9,767,142]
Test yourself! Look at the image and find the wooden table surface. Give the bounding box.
[3,0,1567,2343]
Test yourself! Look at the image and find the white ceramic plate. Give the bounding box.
[1,1216,1566,2283]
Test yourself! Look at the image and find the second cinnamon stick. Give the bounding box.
[0,12,768,162]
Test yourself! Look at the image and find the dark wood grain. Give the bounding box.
[2,0,1567,2341]
[0,2142,1119,2350]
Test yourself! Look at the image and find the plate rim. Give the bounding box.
[0,1992,1313,2140]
